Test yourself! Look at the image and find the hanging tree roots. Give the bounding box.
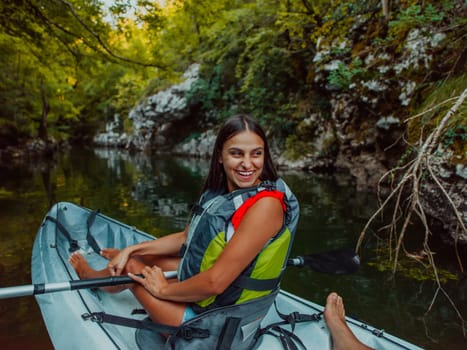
[356,88,467,336]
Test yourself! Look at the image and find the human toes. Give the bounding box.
[100,248,120,259]
[69,252,85,269]
[69,251,81,262]
[326,292,339,308]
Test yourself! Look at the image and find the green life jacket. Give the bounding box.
[178,178,299,313]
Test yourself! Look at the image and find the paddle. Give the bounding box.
[0,249,359,299]
[0,271,177,300]
[287,248,360,274]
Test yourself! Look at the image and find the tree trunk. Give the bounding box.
[382,0,390,18]
[38,79,49,141]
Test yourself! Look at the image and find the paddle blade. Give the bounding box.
[288,248,360,274]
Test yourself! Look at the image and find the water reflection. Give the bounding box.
[0,147,464,350]
[92,148,209,231]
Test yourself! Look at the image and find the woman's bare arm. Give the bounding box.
[131,197,284,302]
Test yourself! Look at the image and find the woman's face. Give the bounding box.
[219,130,265,192]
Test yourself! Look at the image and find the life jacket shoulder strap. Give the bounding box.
[231,190,286,230]
[232,275,281,291]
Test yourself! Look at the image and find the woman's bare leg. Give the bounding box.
[324,293,374,350]
[101,248,180,272]
[69,251,186,326]
[69,248,179,293]
[124,257,186,326]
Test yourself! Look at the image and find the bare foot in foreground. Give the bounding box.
[69,252,97,279]
[324,292,373,350]
[69,252,125,292]
[100,248,120,260]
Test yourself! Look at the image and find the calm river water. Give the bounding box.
[0,147,465,349]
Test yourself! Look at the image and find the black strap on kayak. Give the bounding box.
[45,210,101,254]
[254,302,322,350]
[81,312,210,340]
[273,303,323,331]
[46,216,80,252]
[86,210,101,254]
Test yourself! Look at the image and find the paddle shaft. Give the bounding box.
[287,248,360,274]
[0,270,177,299]
[0,249,359,299]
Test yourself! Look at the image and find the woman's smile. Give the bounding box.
[220,130,265,192]
[235,169,256,182]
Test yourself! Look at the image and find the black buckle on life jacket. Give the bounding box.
[260,180,276,191]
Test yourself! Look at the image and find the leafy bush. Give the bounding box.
[389,3,446,38]
[327,57,363,90]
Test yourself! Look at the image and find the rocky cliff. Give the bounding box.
[93,27,466,246]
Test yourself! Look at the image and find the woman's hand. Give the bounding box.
[129,265,168,298]
[106,248,131,276]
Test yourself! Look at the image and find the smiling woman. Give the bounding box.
[67,114,301,348]
[202,115,279,194]
[220,130,265,191]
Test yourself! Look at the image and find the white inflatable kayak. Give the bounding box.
[30,202,423,349]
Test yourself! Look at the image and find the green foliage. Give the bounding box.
[368,248,457,283]
[186,65,224,112]
[392,4,446,25]
[0,0,161,142]
[0,0,464,150]
[182,2,300,134]
[285,134,310,160]
[443,126,467,148]
[407,74,467,161]
[327,57,364,90]
[389,3,447,39]
[0,188,15,199]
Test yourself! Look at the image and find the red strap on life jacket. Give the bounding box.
[231,190,286,230]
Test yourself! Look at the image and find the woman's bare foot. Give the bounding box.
[324,292,373,350]
[69,251,126,293]
[69,252,96,279]
[100,248,120,260]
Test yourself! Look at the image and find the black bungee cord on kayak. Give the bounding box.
[85,209,102,254]
[45,215,80,252]
[81,311,210,341]
[45,208,101,254]
[254,302,323,350]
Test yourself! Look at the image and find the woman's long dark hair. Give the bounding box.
[201,114,278,194]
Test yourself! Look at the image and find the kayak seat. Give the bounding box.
[138,288,278,349]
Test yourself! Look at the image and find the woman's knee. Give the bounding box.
[124,256,145,274]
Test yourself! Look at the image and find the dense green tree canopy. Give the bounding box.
[0,0,465,144]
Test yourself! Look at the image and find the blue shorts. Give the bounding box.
[182,305,197,323]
